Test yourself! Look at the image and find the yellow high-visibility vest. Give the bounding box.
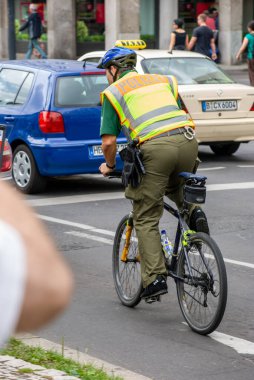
[101,72,194,143]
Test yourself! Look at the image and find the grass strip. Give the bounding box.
[1,338,122,380]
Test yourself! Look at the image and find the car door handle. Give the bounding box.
[4,116,15,121]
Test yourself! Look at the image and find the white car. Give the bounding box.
[78,49,254,155]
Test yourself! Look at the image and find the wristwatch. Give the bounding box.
[106,162,116,170]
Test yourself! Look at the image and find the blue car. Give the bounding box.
[0,60,126,193]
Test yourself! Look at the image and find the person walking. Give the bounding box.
[188,13,217,60]
[19,3,47,59]
[204,9,216,31]
[236,20,254,86]
[98,47,209,301]
[168,18,188,52]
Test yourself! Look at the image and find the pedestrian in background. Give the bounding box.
[188,13,217,61]
[19,3,47,59]
[168,18,188,53]
[33,42,46,59]
[204,9,216,31]
[236,20,254,86]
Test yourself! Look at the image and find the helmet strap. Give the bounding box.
[109,67,119,82]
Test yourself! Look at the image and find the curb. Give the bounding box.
[0,355,79,379]
[17,334,153,380]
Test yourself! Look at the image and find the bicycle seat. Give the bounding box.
[179,172,207,182]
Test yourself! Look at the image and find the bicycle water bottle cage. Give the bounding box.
[179,172,207,204]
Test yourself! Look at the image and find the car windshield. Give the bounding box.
[55,74,108,107]
[141,57,234,85]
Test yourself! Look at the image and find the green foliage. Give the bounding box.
[15,19,28,40]
[40,33,47,41]
[140,34,155,42]
[77,20,89,42]
[88,34,105,42]
[1,338,122,380]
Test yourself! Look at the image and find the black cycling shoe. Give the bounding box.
[189,206,210,235]
[141,275,168,300]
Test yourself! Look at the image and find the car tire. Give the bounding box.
[12,144,47,194]
[209,142,241,156]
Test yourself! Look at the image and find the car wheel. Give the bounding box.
[12,144,47,194]
[209,142,241,156]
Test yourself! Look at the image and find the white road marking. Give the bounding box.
[237,165,254,168]
[223,257,254,269]
[28,192,124,206]
[192,252,254,269]
[207,182,254,191]
[39,214,254,269]
[28,181,254,207]
[39,214,115,236]
[65,231,114,244]
[182,323,254,355]
[198,167,225,171]
[209,331,254,355]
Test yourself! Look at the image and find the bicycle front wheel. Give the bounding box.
[112,214,142,307]
[176,232,227,335]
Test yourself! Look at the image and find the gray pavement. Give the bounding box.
[1,63,254,380]
[25,141,254,380]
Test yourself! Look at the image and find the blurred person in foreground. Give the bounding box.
[188,13,217,61]
[0,180,73,347]
[236,20,254,86]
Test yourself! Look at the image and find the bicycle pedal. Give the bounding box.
[145,295,161,304]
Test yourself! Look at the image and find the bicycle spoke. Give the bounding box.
[113,216,142,306]
[177,233,227,334]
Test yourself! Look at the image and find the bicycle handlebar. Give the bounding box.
[107,171,122,179]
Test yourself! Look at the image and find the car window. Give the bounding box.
[141,58,234,85]
[84,57,101,64]
[55,75,108,107]
[0,69,29,105]
[15,73,34,105]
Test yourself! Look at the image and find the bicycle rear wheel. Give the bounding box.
[176,232,227,335]
[112,214,142,307]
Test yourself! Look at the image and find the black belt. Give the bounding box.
[146,127,192,142]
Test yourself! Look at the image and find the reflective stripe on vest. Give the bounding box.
[101,72,194,143]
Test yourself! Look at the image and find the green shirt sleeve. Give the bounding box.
[100,96,122,137]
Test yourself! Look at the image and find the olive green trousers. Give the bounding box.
[125,134,198,288]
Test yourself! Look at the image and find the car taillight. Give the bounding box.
[39,111,65,133]
[0,140,12,172]
[250,103,254,111]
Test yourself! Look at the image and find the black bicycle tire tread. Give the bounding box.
[112,214,142,307]
[176,232,227,335]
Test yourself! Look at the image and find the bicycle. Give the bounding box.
[111,171,228,335]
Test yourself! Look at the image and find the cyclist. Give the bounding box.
[98,46,209,301]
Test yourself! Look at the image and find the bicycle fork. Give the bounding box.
[121,213,140,263]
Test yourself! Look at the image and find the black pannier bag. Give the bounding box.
[184,184,206,204]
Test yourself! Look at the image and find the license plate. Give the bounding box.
[202,100,237,112]
[91,143,127,157]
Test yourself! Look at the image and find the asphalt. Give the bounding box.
[0,59,252,380]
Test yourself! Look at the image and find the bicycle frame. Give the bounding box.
[110,169,212,288]
[162,202,193,281]
[163,201,213,289]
